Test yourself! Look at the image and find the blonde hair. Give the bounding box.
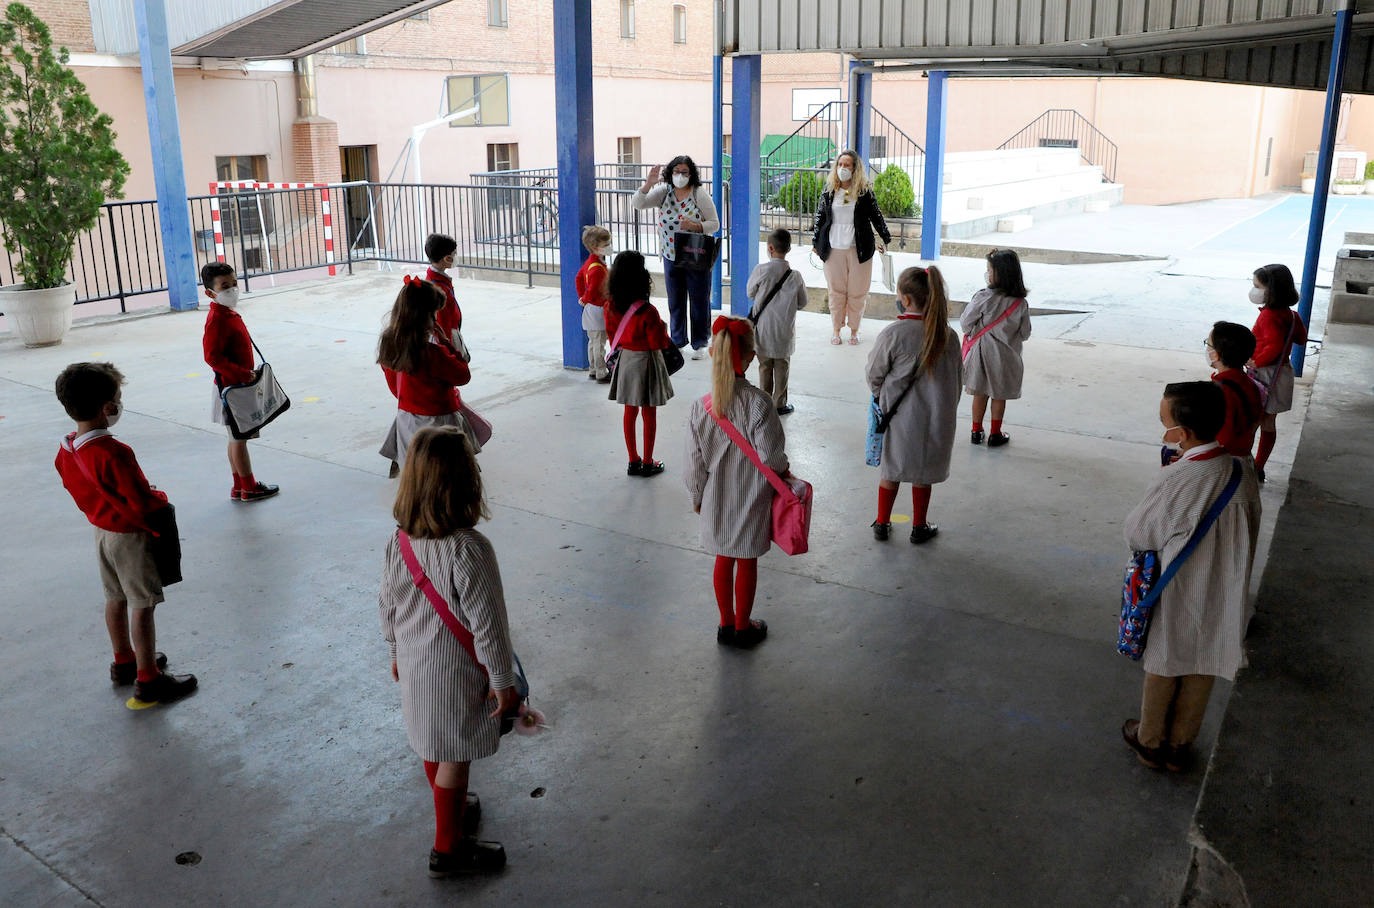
[896,265,951,375]
[393,426,490,538]
[582,225,610,253]
[710,317,756,416]
[826,150,870,198]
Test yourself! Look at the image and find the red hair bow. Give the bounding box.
[712,315,752,374]
[403,274,421,287]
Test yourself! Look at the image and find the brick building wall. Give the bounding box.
[21,0,96,53]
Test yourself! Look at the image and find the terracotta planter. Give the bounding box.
[0,282,75,347]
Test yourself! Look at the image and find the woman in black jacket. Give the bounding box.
[813,151,891,346]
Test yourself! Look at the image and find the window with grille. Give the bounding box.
[620,0,635,38]
[673,5,687,43]
[447,74,510,127]
[617,137,642,180]
[488,0,508,28]
[487,143,519,172]
[869,135,888,159]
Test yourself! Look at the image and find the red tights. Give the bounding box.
[712,556,758,631]
[876,484,933,525]
[423,760,467,855]
[623,406,658,462]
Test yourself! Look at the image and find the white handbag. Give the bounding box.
[221,341,290,439]
[879,251,895,292]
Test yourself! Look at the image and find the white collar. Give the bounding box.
[66,428,113,452]
[1182,441,1222,461]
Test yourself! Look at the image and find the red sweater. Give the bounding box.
[1212,368,1264,456]
[1251,307,1307,368]
[575,254,609,307]
[55,431,168,534]
[203,302,256,386]
[604,301,670,352]
[382,341,472,416]
[427,267,462,339]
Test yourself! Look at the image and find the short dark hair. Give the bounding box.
[768,228,791,254]
[1210,321,1256,369]
[55,362,124,421]
[200,261,235,289]
[1253,263,1299,309]
[662,155,701,189]
[1163,381,1226,442]
[986,248,1028,298]
[424,234,458,263]
[607,250,652,314]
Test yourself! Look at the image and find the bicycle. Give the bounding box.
[523,177,559,247]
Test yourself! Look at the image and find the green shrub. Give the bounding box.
[1365,160,1374,180]
[873,164,918,218]
[776,169,824,213]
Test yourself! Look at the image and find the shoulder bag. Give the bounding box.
[1117,457,1242,660]
[703,395,812,556]
[397,530,529,734]
[865,344,926,467]
[604,300,646,372]
[671,189,719,272]
[1245,312,1298,408]
[220,339,290,440]
[961,298,1024,360]
[748,267,792,325]
[69,441,181,586]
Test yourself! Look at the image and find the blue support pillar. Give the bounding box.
[712,52,724,311]
[1294,2,1354,377]
[729,55,761,317]
[554,0,596,369]
[849,59,872,163]
[133,0,197,311]
[920,71,948,261]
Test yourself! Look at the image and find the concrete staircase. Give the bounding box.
[934,147,1123,239]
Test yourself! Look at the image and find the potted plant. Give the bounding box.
[873,164,920,219]
[1301,172,1317,194]
[0,2,129,346]
[1335,178,1365,196]
[1364,161,1374,195]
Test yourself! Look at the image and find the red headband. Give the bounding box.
[712,316,751,374]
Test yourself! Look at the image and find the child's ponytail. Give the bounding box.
[709,316,755,416]
[896,265,950,374]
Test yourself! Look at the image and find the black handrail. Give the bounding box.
[997,108,1118,183]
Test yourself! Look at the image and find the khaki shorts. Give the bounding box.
[94,527,164,609]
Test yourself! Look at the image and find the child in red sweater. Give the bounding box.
[378,277,474,472]
[1248,263,1309,482]
[424,234,463,347]
[1205,321,1263,459]
[576,225,612,383]
[604,251,675,476]
[54,362,197,705]
[201,262,280,502]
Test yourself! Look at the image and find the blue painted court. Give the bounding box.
[1194,193,1374,265]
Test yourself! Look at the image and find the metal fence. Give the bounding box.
[998,108,1119,183]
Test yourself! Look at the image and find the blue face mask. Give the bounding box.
[894,298,905,317]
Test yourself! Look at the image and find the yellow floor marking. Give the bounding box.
[125,697,158,710]
[303,396,320,403]
[890,514,912,524]
[185,371,200,378]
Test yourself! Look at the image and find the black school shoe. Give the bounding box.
[987,432,1010,448]
[909,523,939,544]
[1121,719,1165,770]
[731,619,768,648]
[627,460,642,476]
[428,839,507,878]
[110,652,167,685]
[637,460,665,477]
[716,626,735,645]
[132,671,198,705]
[871,521,891,541]
[971,429,985,445]
[776,404,795,415]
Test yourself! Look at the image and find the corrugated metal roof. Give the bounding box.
[88,0,447,59]
[723,0,1374,93]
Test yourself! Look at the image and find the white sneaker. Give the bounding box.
[690,348,705,360]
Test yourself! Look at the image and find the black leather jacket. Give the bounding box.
[812,188,892,264]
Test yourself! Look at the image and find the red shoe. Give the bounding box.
[237,482,280,502]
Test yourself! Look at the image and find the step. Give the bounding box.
[941,184,1124,240]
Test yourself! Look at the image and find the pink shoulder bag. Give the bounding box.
[961,298,1023,360]
[703,395,812,556]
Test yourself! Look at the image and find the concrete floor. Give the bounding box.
[0,252,1316,905]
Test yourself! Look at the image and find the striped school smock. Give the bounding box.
[379,529,517,762]
[1123,444,1261,681]
[685,377,789,559]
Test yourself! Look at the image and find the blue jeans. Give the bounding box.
[663,255,712,350]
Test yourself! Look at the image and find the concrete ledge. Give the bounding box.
[1184,324,1374,906]
[1328,290,1374,325]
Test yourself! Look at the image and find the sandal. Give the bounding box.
[830,336,842,346]
[848,334,860,345]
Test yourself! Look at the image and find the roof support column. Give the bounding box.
[554,0,596,369]
[730,54,761,317]
[712,43,724,311]
[848,59,872,164]
[133,0,197,311]
[920,70,947,261]
[1295,1,1353,377]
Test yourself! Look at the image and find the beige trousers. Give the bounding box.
[757,356,790,408]
[1138,672,1216,749]
[823,246,872,335]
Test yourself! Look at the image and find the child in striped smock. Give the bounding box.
[605,251,675,477]
[379,426,521,877]
[685,317,789,647]
[866,266,963,544]
[962,248,1031,447]
[378,277,476,474]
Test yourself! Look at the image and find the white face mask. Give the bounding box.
[672,173,690,189]
[107,401,122,428]
[1248,287,1265,306]
[215,286,239,309]
[1205,348,1219,371]
[837,167,853,183]
[599,245,612,258]
[1161,425,1181,445]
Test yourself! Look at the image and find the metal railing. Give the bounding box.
[997,108,1119,183]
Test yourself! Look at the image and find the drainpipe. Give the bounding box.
[294,55,318,119]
